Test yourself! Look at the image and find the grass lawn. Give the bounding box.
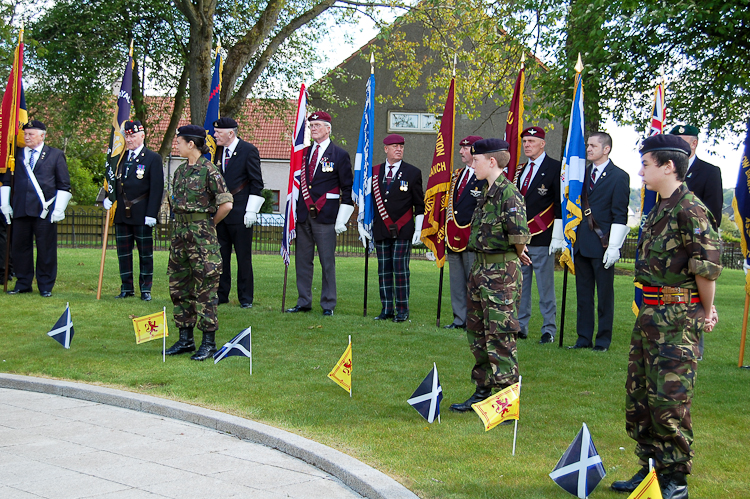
[1,248,749,498]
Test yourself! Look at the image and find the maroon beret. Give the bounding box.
[383,134,405,145]
[459,135,483,146]
[308,111,332,123]
[521,126,545,139]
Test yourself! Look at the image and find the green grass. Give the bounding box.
[1,249,749,498]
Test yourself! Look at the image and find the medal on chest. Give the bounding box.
[136,164,145,179]
[320,159,333,173]
[400,180,408,191]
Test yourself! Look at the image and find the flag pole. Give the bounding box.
[349,334,352,398]
[282,265,288,312]
[162,306,166,363]
[96,209,110,300]
[739,293,749,367]
[249,326,253,375]
[512,375,522,456]
[559,266,568,347]
[435,362,441,424]
[363,53,375,318]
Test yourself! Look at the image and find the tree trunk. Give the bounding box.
[159,64,190,159]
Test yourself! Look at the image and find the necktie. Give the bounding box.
[126,151,134,176]
[520,162,534,196]
[590,167,598,191]
[308,145,319,180]
[29,150,36,171]
[224,148,231,173]
[386,166,394,188]
[457,169,470,198]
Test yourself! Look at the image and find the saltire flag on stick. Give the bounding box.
[132,309,169,344]
[327,335,352,396]
[406,363,443,423]
[0,26,24,174]
[214,327,252,374]
[504,54,525,183]
[104,42,134,204]
[281,85,308,265]
[559,55,587,273]
[549,422,606,498]
[472,381,520,431]
[733,119,750,296]
[203,43,222,162]
[420,78,455,267]
[633,83,666,315]
[353,73,375,248]
[48,303,74,349]
[626,468,663,499]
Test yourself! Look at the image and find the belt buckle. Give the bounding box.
[308,206,318,219]
[388,224,398,239]
[584,209,591,216]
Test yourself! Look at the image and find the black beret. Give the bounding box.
[124,120,144,134]
[176,125,207,140]
[213,117,238,129]
[639,134,690,156]
[472,138,509,155]
[668,124,700,137]
[22,120,46,131]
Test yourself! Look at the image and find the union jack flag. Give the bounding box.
[281,85,308,266]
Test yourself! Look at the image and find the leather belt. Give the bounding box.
[230,180,249,196]
[476,252,517,264]
[642,285,700,305]
[174,213,210,223]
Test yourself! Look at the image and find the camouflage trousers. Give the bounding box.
[168,220,222,332]
[626,302,702,474]
[465,259,521,390]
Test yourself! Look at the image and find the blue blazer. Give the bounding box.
[296,141,353,225]
[5,145,70,219]
[452,167,485,227]
[114,147,164,225]
[515,155,562,247]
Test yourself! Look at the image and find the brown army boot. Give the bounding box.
[449,386,492,412]
[165,327,195,355]
[190,331,217,361]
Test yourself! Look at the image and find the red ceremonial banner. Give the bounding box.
[0,29,24,174]
[504,61,525,183]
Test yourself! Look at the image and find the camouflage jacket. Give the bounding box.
[635,182,722,289]
[171,156,233,214]
[468,174,530,253]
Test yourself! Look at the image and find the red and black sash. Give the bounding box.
[299,148,339,218]
[372,164,412,238]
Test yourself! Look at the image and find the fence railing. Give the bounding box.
[54,207,745,269]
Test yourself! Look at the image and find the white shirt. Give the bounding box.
[127,144,144,162]
[520,152,546,188]
[221,137,239,171]
[688,154,697,171]
[384,160,403,182]
[25,144,44,169]
[309,138,330,174]
[591,159,610,183]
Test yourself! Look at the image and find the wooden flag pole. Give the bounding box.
[739,293,749,367]
[363,245,369,317]
[96,208,111,299]
[559,266,568,347]
[281,265,288,312]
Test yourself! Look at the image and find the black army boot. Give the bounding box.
[165,327,195,355]
[449,386,492,412]
[190,331,217,361]
[659,472,688,499]
[611,466,649,493]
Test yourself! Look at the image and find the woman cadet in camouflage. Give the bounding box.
[611,134,721,499]
[449,138,531,413]
[164,125,234,361]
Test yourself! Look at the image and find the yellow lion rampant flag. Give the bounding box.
[472,382,520,431]
[627,468,663,499]
[132,310,168,344]
[328,337,352,395]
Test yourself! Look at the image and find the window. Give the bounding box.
[388,111,440,133]
[270,190,280,213]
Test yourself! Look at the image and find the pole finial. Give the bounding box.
[129,39,134,57]
[370,52,374,75]
[575,53,583,73]
[452,54,457,77]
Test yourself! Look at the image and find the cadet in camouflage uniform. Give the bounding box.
[164,125,234,361]
[611,135,721,499]
[450,139,531,413]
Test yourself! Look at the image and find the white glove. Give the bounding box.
[244,195,265,228]
[743,260,750,276]
[548,219,565,254]
[50,190,73,223]
[357,221,369,248]
[0,185,12,225]
[335,204,355,234]
[144,216,157,227]
[603,223,630,269]
[103,197,113,210]
[411,214,425,245]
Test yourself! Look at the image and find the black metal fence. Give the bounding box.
[55,206,745,269]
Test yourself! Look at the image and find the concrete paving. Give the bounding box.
[0,375,419,499]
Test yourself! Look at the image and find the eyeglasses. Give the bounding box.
[308,123,327,130]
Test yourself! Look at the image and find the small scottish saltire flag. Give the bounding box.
[407,363,443,423]
[47,303,74,349]
[214,327,252,367]
[549,423,606,498]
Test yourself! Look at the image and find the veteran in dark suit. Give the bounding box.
[370,134,425,323]
[213,117,264,309]
[1,120,72,297]
[286,111,354,316]
[668,124,723,230]
[103,120,164,301]
[570,132,630,352]
[444,135,486,329]
[515,126,563,344]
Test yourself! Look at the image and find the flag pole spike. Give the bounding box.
[649,458,653,472]
[452,53,457,77]
[217,37,222,56]
[520,51,526,69]
[574,53,583,73]
[129,39,134,57]
[370,52,374,75]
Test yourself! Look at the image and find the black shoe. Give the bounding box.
[40,291,52,297]
[285,305,312,313]
[7,288,30,295]
[374,312,394,320]
[593,346,609,352]
[568,344,591,349]
[191,331,217,361]
[659,472,688,499]
[393,313,409,323]
[518,331,528,339]
[240,302,253,309]
[450,386,492,412]
[611,467,649,493]
[141,292,152,301]
[322,309,333,316]
[115,291,135,299]
[444,323,466,329]
[165,328,195,355]
[539,333,553,344]
[218,298,229,305]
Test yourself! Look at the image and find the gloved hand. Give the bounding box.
[548,219,566,254]
[335,204,355,234]
[244,195,265,228]
[357,221,369,248]
[603,223,630,269]
[744,260,750,276]
[103,197,113,210]
[50,190,73,223]
[411,214,424,245]
[0,185,12,225]
[144,216,157,227]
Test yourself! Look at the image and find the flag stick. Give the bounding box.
[739,293,749,367]
[349,334,352,398]
[559,266,568,347]
[249,326,253,375]
[512,375,522,456]
[96,208,111,299]
[162,306,166,363]
[363,246,369,317]
[435,362,441,424]
[436,266,444,327]
[281,264,288,312]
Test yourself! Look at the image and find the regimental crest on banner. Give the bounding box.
[328,338,352,394]
[549,423,606,498]
[48,303,74,349]
[132,311,168,344]
[407,364,443,423]
[472,382,520,431]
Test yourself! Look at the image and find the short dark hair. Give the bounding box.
[483,150,511,168]
[590,132,612,151]
[649,150,689,181]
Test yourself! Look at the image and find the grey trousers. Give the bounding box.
[295,217,337,310]
[446,249,476,326]
[518,245,557,337]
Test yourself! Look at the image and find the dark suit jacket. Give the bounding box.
[114,147,164,225]
[515,155,562,246]
[452,167,485,226]
[296,141,354,225]
[574,161,630,259]
[372,161,425,242]
[5,145,70,219]
[685,157,722,229]
[215,139,263,225]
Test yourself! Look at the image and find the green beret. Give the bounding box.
[668,124,699,137]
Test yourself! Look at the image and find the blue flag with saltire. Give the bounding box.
[353,73,375,250]
[549,423,606,498]
[407,363,443,423]
[214,327,252,370]
[203,44,222,162]
[48,303,74,349]
[559,60,587,274]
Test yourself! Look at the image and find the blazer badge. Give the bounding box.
[400,180,408,191]
[537,184,548,196]
[471,187,481,198]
